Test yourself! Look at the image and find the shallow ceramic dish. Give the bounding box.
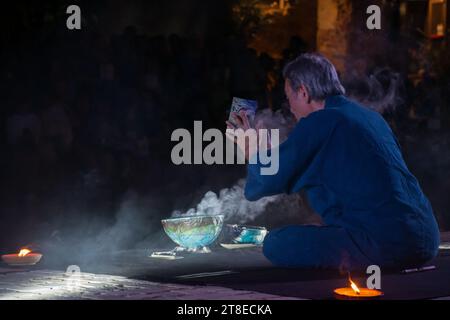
[1,253,43,266]
[226,225,268,245]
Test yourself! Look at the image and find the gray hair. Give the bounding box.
[282,53,345,102]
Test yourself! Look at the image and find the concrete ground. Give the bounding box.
[1,232,449,300]
[0,269,300,300]
[0,245,301,300]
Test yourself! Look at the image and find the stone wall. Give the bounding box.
[316,0,352,72]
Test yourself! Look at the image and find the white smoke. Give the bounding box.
[254,108,296,141]
[172,179,280,223]
[346,67,405,114]
[171,107,297,224]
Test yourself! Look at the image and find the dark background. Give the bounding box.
[0,0,449,257]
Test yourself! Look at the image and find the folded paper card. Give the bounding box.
[228,97,258,127]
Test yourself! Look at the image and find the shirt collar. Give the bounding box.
[324,95,348,109]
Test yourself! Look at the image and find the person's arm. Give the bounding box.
[244,111,339,201]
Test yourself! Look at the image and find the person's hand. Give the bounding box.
[226,110,252,131]
[225,111,257,161]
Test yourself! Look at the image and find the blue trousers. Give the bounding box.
[262,225,437,271]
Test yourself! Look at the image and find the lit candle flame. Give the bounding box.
[18,249,31,257]
[349,278,361,295]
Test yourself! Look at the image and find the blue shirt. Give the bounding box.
[245,95,439,260]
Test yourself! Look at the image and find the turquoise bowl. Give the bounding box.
[161,215,224,249]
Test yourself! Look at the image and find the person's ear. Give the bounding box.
[298,84,309,101]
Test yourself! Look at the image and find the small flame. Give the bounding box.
[18,249,31,257]
[349,277,361,295]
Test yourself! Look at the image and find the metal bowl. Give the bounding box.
[161,215,224,249]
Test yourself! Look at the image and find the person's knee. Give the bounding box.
[262,226,306,266]
[262,228,285,265]
[262,229,277,256]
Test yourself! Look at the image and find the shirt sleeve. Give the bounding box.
[244,110,339,201]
